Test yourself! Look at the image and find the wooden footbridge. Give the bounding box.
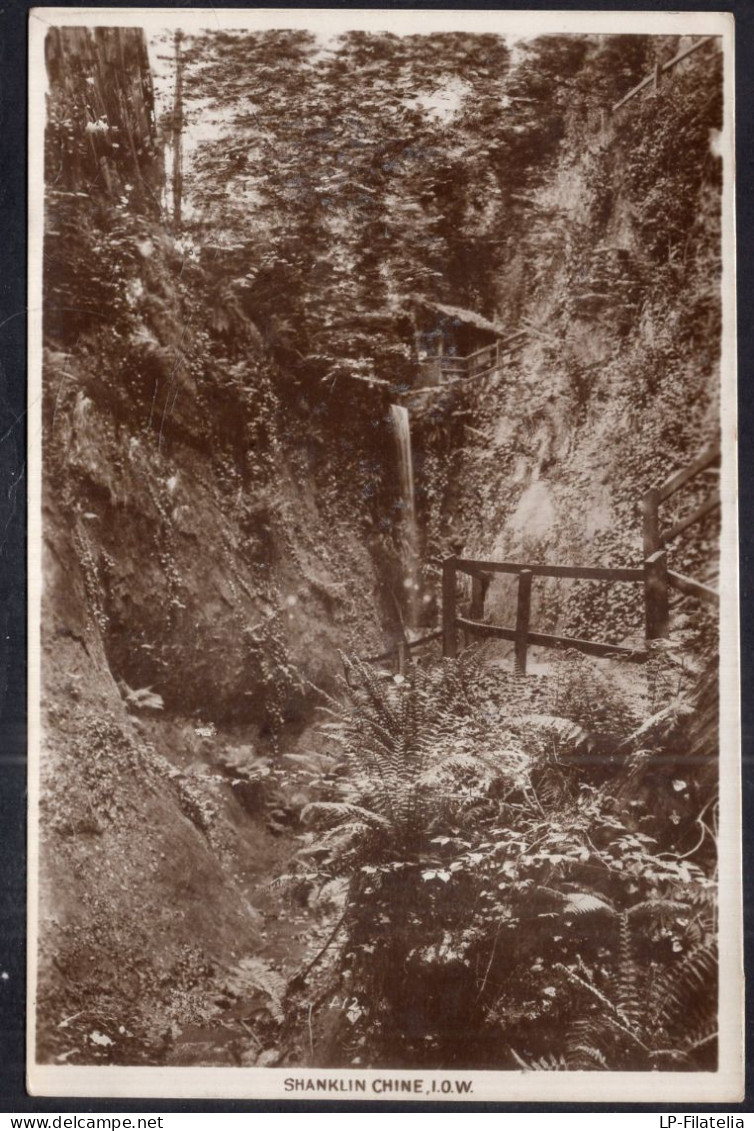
[415,334,527,388]
[366,444,720,675]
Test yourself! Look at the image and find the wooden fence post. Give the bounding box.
[442,556,457,659]
[469,572,489,621]
[395,640,408,675]
[466,572,488,648]
[514,569,533,675]
[642,487,662,558]
[644,549,669,640]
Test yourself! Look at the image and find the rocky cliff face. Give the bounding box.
[415,38,722,648]
[35,29,724,1065]
[37,27,393,1064]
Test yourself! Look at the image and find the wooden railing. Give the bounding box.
[441,557,658,674]
[642,444,720,609]
[417,332,528,388]
[419,341,501,383]
[358,447,720,676]
[611,36,718,114]
[359,628,444,675]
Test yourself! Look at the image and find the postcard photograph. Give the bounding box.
[27,7,741,1102]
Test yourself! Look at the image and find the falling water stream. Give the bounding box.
[389,403,421,630]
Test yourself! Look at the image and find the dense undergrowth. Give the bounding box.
[423,45,723,647]
[272,646,717,1070]
[38,27,723,1071]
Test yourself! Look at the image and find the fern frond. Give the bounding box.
[510,1048,568,1071]
[616,912,642,1026]
[299,820,380,860]
[564,892,615,916]
[568,1042,610,1070]
[315,875,349,906]
[625,897,691,919]
[554,962,632,1030]
[515,714,591,749]
[655,940,717,1034]
[282,751,340,775]
[620,696,694,749]
[223,957,286,1023]
[301,801,390,830]
[682,1021,718,1055]
[262,871,318,895]
[356,660,401,737]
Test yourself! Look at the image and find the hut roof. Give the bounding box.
[408,295,509,337]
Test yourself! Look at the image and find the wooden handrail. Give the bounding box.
[462,363,499,383]
[612,36,716,112]
[465,342,498,365]
[667,570,719,607]
[427,349,489,368]
[612,72,658,113]
[442,556,458,659]
[446,554,654,674]
[657,444,720,503]
[418,331,527,372]
[642,445,720,613]
[644,549,669,640]
[456,617,515,642]
[514,569,533,673]
[455,558,644,582]
[361,627,444,667]
[444,334,524,366]
[661,489,720,544]
[361,646,398,665]
[408,628,444,650]
[362,443,718,676]
[456,618,647,663]
[526,631,645,662]
[363,446,717,675]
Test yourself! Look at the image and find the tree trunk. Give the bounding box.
[172,30,184,230]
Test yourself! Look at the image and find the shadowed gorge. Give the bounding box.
[33,21,730,1084]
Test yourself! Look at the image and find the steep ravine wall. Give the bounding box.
[37,27,394,1064]
[36,29,724,1065]
[417,39,723,650]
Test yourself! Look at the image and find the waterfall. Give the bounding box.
[390,404,420,630]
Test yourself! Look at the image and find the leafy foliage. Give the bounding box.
[41,26,722,1073]
[279,649,717,1070]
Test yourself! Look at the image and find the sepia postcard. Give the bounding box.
[27,7,742,1102]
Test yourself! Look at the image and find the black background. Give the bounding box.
[1,0,751,1113]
